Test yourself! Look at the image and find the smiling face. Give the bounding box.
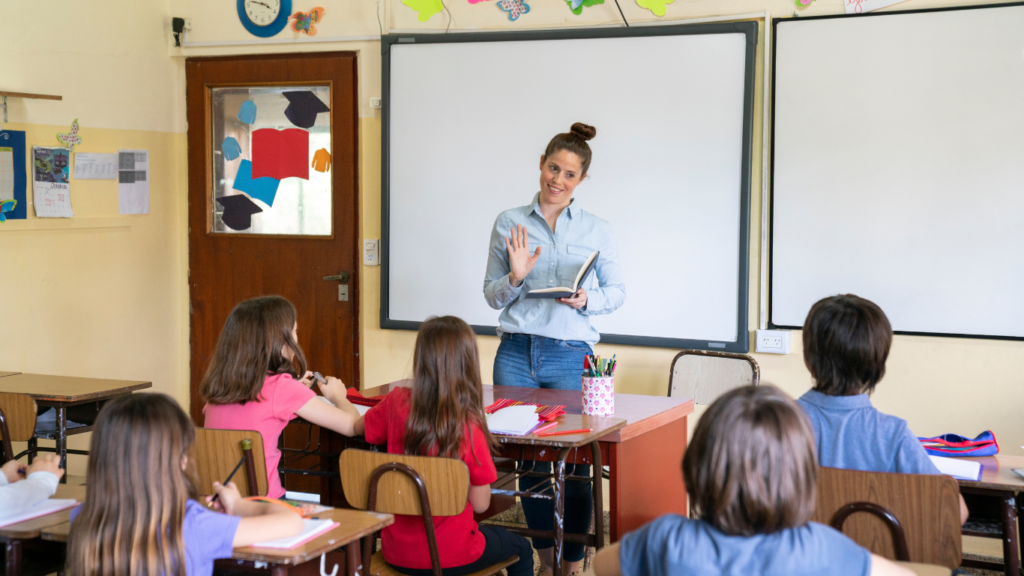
[538,149,585,208]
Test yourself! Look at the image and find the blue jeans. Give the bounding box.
[493,333,593,562]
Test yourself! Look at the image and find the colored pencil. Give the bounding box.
[532,422,558,435]
[210,454,247,503]
[537,428,592,437]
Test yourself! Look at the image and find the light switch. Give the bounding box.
[364,239,380,266]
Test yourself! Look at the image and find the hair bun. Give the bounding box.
[569,122,597,142]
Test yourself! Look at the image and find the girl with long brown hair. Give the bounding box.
[348,316,533,576]
[66,393,303,576]
[201,295,362,499]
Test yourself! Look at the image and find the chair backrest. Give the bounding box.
[0,392,38,461]
[339,449,470,516]
[814,467,962,569]
[192,428,269,497]
[668,350,759,405]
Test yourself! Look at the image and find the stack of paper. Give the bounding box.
[0,498,78,528]
[252,519,338,549]
[929,455,982,481]
[486,405,541,436]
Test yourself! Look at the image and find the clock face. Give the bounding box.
[244,0,281,26]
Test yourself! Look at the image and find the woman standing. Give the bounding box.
[483,123,626,575]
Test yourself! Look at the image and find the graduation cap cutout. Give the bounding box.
[282,91,330,129]
[217,194,263,231]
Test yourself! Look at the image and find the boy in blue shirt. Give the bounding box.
[591,385,914,576]
[797,294,967,525]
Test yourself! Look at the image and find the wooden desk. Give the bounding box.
[956,455,1024,576]
[1,484,85,576]
[0,373,151,475]
[0,372,20,378]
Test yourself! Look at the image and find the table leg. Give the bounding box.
[271,565,290,576]
[6,539,22,576]
[608,416,688,542]
[553,448,570,576]
[590,440,605,551]
[1001,495,1020,576]
[346,541,360,576]
[56,405,68,483]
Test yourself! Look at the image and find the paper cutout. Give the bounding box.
[56,119,83,153]
[0,200,16,222]
[0,131,28,220]
[223,137,243,161]
[32,147,74,218]
[497,0,529,20]
[311,148,331,173]
[402,0,444,22]
[233,159,281,207]
[238,100,258,125]
[118,149,150,215]
[796,0,814,5]
[282,91,330,129]
[565,0,602,14]
[290,7,325,35]
[252,128,309,180]
[217,194,263,231]
[73,153,118,179]
[636,0,672,16]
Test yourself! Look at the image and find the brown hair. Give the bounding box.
[682,385,817,536]
[403,316,498,461]
[67,393,199,576]
[543,122,597,176]
[201,296,307,405]
[803,294,892,396]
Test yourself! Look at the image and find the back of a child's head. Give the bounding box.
[67,393,197,576]
[404,315,496,458]
[683,385,817,537]
[803,294,892,396]
[201,295,306,405]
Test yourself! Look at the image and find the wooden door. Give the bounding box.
[186,53,359,495]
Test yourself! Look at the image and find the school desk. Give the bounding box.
[1,483,84,576]
[0,373,151,478]
[956,455,1024,576]
[0,372,19,378]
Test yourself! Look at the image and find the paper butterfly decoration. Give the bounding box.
[290,7,325,35]
[636,0,673,16]
[402,0,444,22]
[0,200,16,223]
[56,119,82,153]
[497,0,529,20]
[565,0,603,15]
[796,0,815,6]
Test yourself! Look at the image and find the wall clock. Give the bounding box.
[237,0,292,37]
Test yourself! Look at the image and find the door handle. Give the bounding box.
[323,273,349,283]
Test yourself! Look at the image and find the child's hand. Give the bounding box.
[317,376,347,404]
[211,481,243,515]
[27,454,64,481]
[1,460,25,483]
[298,371,315,387]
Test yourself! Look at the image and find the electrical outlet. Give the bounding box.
[364,239,380,266]
[369,97,382,109]
[756,329,792,354]
[184,18,192,31]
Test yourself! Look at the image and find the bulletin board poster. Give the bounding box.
[0,131,27,220]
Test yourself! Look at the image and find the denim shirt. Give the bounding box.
[483,193,626,345]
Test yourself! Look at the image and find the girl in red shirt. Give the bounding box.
[353,316,533,576]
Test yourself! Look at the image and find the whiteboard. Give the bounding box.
[383,24,757,350]
[771,7,1024,339]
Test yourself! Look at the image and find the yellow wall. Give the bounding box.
[1,0,1021,479]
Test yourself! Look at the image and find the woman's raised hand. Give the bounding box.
[505,224,541,287]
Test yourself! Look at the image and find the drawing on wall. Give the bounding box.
[565,0,604,15]
[636,0,673,16]
[402,0,444,22]
[497,0,530,20]
[290,7,325,35]
[0,131,27,220]
[32,146,74,218]
[56,119,83,153]
[0,200,17,223]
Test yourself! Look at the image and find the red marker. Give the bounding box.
[532,422,558,435]
[537,428,592,437]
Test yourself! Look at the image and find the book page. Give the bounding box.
[572,251,599,290]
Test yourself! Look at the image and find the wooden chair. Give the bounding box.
[814,467,963,569]
[667,350,759,404]
[192,428,268,497]
[340,449,519,576]
[0,392,38,461]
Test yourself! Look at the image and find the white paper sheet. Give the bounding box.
[486,405,540,436]
[0,146,14,202]
[73,153,118,180]
[315,396,371,416]
[929,455,982,482]
[32,146,74,218]
[251,519,338,549]
[118,149,149,214]
[0,498,78,528]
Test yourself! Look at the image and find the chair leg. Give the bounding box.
[1000,495,1019,576]
[553,448,570,576]
[590,440,605,551]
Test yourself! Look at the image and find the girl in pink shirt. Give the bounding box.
[201,296,361,499]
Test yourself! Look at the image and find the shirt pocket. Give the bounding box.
[560,244,596,287]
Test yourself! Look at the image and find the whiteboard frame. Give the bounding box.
[381,22,759,352]
[767,4,1024,341]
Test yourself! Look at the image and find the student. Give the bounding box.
[201,295,362,499]
[349,316,533,576]
[66,393,303,576]
[797,294,968,524]
[0,454,63,518]
[591,385,913,576]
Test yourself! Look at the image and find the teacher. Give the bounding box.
[483,122,626,574]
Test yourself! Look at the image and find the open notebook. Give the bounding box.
[0,498,78,528]
[526,251,599,299]
[929,455,982,481]
[316,395,371,416]
[251,518,338,549]
[486,405,540,436]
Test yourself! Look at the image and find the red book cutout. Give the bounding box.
[485,399,566,422]
[252,128,309,180]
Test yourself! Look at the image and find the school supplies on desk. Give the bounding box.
[536,428,592,438]
[919,431,999,457]
[928,455,982,481]
[0,498,78,528]
[251,518,339,549]
[585,354,616,377]
[526,251,599,299]
[485,399,566,421]
[486,405,541,436]
[346,387,383,408]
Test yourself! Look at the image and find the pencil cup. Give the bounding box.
[582,377,614,416]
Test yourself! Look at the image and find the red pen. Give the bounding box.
[532,422,558,435]
[537,428,592,437]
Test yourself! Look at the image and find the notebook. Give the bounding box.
[485,399,566,422]
[251,518,339,549]
[929,455,982,481]
[0,498,78,528]
[526,251,599,299]
[486,405,541,436]
[315,395,371,416]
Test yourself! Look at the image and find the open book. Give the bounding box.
[929,455,982,481]
[526,251,599,299]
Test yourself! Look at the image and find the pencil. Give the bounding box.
[537,428,592,437]
[532,422,558,435]
[210,454,247,503]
